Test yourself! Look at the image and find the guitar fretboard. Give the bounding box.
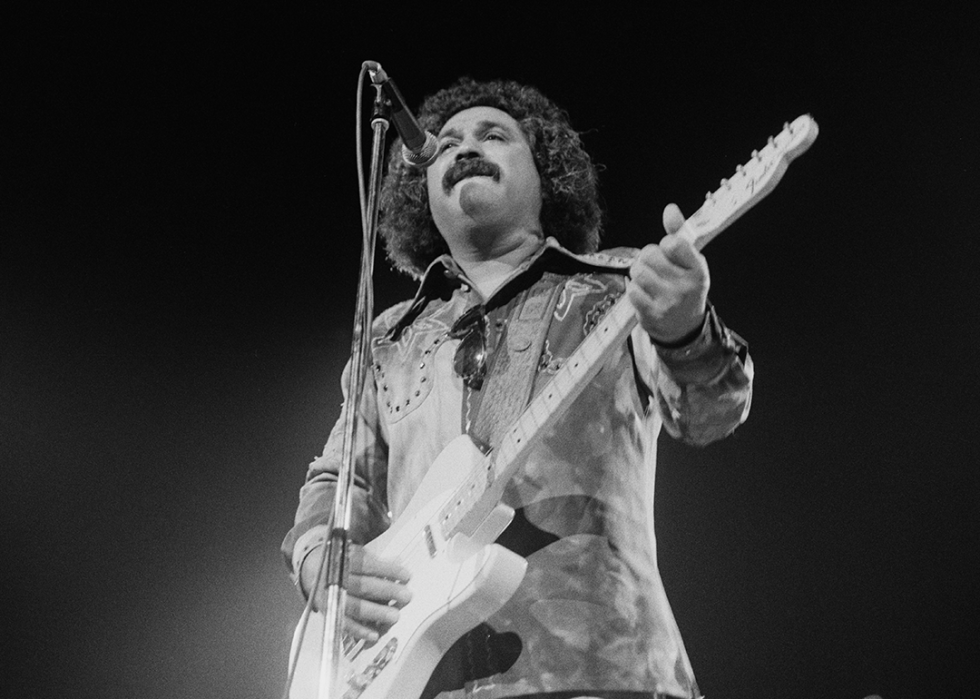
[441,294,638,539]
[433,114,819,541]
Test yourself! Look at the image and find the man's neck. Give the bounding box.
[450,231,544,300]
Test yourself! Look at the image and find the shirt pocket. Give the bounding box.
[371,332,442,424]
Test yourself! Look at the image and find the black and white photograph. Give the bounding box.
[3,6,975,699]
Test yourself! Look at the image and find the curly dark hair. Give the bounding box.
[378,77,603,278]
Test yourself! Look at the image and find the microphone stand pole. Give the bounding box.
[316,72,390,699]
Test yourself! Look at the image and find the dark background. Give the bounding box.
[3,6,976,699]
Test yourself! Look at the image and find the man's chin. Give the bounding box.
[458,179,503,218]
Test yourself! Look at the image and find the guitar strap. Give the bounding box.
[468,272,566,452]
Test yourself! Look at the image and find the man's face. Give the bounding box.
[426,106,542,242]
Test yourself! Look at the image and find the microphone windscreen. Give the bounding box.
[402,132,438,168]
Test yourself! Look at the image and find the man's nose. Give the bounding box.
[454,138,483,160]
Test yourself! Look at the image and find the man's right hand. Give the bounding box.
[300,544,412,643]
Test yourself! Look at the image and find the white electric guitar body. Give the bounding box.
[288,115,819,699]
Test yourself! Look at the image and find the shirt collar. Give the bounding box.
[385,237,636,339]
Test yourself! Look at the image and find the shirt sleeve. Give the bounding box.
[632,302,754,446]
[280,354,392,583]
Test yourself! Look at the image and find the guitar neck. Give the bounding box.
[449,293,638,536]
[445,217,706,538]
[440,115,819,539]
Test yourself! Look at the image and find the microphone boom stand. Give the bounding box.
[315,73,391,699]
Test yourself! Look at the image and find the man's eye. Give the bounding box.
[437,141,457,154]
[484,132,504,141]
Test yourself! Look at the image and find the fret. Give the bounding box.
[526,397,548,430]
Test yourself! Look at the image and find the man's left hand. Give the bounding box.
[627,203,710,345]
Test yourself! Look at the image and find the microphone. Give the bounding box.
[365,61,438,168]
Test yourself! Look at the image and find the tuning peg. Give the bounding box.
[752,149,760,160]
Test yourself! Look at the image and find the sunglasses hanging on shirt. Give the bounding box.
[449,305,489,390]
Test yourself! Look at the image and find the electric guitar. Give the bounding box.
[288,114,819,699]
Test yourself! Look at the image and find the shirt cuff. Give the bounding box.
[654,303,747,384]
[290,524,330,585]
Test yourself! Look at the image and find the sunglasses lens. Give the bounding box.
[454,330,486,387]
[450,308,488,389]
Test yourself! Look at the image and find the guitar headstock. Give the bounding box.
[681,114,819,250]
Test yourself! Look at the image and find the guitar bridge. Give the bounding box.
[344,637,398,699]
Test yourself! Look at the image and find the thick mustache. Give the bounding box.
[443,159,500,193]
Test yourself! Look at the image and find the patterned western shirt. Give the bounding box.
[282,237,754,698]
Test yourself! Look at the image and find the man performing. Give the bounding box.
[282,78,754,699]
